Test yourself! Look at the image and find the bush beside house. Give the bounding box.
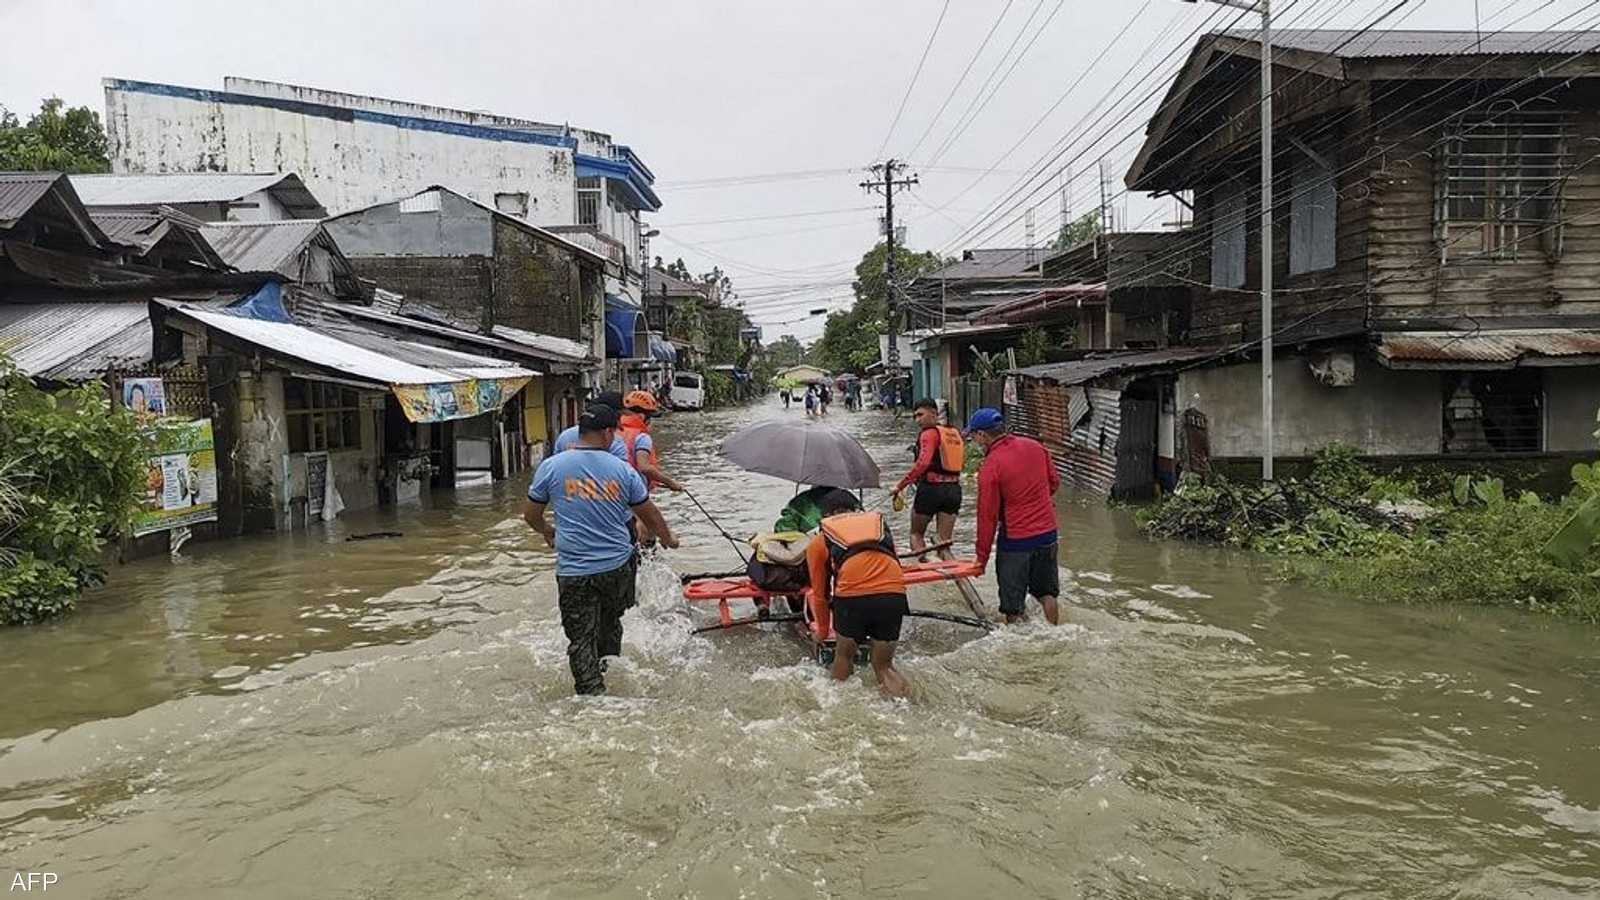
[0,360,144,625]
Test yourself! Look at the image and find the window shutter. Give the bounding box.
[1210,188,1247,288]
[1290,152,1337,274]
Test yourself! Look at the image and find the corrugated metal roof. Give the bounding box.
[1014,347,1216,386]
[168,304,533,386]
[69,173,327,217]
[1255,29,1600,60]
[0,302,150,378]
[201,220,323,274]
[89,211,167,248]
[492,324,594,362]
[302,298,592,366]
[1375,330,1600,369]
[0,173,61,227]
[644,268,707,299]
[923,248,1043,281]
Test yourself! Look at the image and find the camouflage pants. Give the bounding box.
[555,558,637,695]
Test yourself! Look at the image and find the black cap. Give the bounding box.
[578,403,620,432]
[592,390,625,411]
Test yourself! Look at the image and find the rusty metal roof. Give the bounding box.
[1013,347,1216,386]
[1376,330,1600,369]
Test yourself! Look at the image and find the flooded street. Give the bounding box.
[2,397,1598,899]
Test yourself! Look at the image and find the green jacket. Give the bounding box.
[773,485,836,533]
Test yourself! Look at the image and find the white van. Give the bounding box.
[669,372,705,411]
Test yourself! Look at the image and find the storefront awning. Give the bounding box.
[158,300,535,424]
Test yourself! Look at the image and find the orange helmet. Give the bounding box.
[624,390,660,415]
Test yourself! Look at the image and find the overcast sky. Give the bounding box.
[0,0,1569,339]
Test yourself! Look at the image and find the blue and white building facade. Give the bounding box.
[102,76,661,365]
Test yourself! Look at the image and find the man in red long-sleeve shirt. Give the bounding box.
[967,407,1062,625]
[891,398,965,559]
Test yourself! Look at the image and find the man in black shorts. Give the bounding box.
[805,491,911,698]
[891,399,966,559]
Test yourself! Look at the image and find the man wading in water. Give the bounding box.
[806,492,912,698]
[524,404,678,694]
[967,407,1062,625]
[892,398,965,560]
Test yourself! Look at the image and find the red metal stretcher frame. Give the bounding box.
[683,558,983,639]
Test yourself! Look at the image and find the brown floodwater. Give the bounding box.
[1,397,1596,898]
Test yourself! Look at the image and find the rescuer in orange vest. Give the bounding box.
[805,491,911,698]
[891,398,965,559]
[619,390,685,494]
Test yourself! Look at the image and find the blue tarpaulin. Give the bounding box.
[223,280,292,323]
[604,294,642,359]
[648,334,677,363]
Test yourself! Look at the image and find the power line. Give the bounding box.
[994,3,1600,313]
[923,0,1073,168]
[913,0,1208,234]
[1020,0,1593,295]
[654,167,859,190]
[659,206,877,228]
[901,0,1021,161]
[876,0,954,160]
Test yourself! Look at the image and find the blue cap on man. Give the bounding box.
[964,407,1004,435]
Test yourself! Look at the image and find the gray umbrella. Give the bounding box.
[719,420,881,488]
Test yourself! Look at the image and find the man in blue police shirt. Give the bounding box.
[551,390,629,460]
[524,404,678,694]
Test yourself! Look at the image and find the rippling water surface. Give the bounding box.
[1,398,1597,898]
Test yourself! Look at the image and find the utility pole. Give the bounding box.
[1183,0,1272,480]
[861,159,918,371]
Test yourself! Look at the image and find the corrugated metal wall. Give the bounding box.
[1008,377,1121,497]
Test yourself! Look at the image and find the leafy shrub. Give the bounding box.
[0,362,144,625]
[704,371,736,407]
[1138,440,1600,621]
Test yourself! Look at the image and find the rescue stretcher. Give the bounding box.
[682,558,990,663]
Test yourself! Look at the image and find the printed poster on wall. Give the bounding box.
[392,377,531,424]
[133,418,219,537]
[122,377,168,418]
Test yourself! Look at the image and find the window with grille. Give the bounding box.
[1441,370,1543,455]
[1435,110,1569,263]
[285,379,364,453]
[576,177,602,226]
[1210,185,1247,288]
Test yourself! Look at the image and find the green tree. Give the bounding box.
[766,334,807,368]
[705,307,744,365]
[812,241,944,374]
[0,358,145,625]
[1014,326,1073,368]
[0,98,111,173]
[661,257,694,282]
[1051,210,1102,251]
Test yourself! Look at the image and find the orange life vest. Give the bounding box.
[931,425,966,475]
[619,414,658,491]
[820,511,897,577]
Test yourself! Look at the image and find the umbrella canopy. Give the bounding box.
[720,420,881,488]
